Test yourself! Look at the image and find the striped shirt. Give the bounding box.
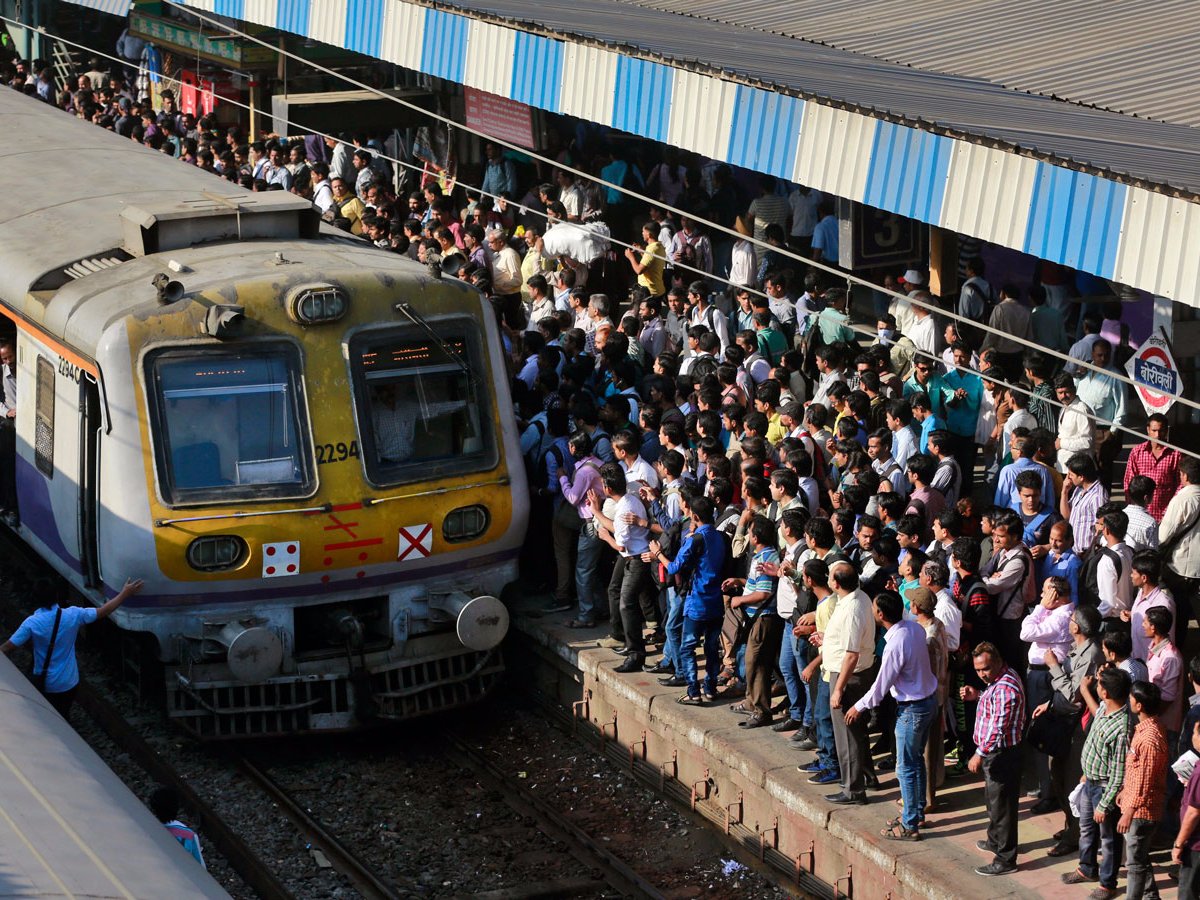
[741,547,779,617]
[1080,703,1132,812]
[1117,717,1169,822]
[973,665,1026,755]
[1067,479,1108,555]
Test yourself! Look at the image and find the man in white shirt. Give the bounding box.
[809,347,845,409]
[589,465,652,670]
[1123,476,1160,551]
[885,400,919,471]
[868,429,908,495]
[1093,510,1134,623]
[613,431,659,490]
[919,560,961,653]
[310,162,334,215]
[788,186,822,253]
[821,562,877,804]
[906,293,939,360]
[1053,373,1096,471]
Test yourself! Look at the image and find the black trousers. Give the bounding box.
[983,745,1022,867]
[996,619,1026,680]
[608,555,651,652]
[830,669,873,796]
[42,684,77,720]
[0,420,15,510]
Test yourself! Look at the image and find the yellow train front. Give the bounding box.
[0,91,527,738]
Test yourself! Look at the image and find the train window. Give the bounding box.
[34,357,54,478]
[146,345,315,505]
[348,323,496,486]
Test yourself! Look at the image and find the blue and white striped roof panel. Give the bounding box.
[172,0,1200,305]
[61,0,132,15]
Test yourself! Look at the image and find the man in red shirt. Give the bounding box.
[962,642,1026,876]
[1118,680,1169,898]
[1123,414,1180,521]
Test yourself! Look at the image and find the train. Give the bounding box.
[0,654,230,896]
[0,89,528,738]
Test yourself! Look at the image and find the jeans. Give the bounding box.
[679,616,722,697]
[661,588,684,671]
[574,522,603,622]
[1123,818,1161,899]
[815,675,839,775]
[1077,778,1119,888]
[801,640,817,728]
[777,622,807,724]
[895,694,938,831]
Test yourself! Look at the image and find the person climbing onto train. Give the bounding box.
[149,786,206,869]
[0,337,16,526]
[1,575,144,719]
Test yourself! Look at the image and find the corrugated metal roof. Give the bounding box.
[627,0,1200,128]
[427,0,1200,197]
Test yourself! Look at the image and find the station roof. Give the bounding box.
[622,0,1200,129]
[441,0,1200,196]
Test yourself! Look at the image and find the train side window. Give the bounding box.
[34,356,54,478]
[348,323,497,486]
[146,345,315,505]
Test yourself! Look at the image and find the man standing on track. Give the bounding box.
[2,576,144,719]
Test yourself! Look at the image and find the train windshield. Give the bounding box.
[148,345,315,504]
[349,323,496,485]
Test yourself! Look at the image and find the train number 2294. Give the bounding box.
[316,440,360,465]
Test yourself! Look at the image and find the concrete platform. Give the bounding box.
[509,598,1184,899]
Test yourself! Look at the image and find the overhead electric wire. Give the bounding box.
[158,0,1199,416]
[15,14,1200,462]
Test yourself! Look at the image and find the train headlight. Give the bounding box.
[443,505,490,542]
[187,535,249,571]
[287,284,348,325]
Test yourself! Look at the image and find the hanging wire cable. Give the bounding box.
[157,0,1199,411]
[11,14,1200,462]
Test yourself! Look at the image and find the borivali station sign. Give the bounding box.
[1126,331,1184,416]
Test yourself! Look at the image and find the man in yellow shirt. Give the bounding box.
[624,222,666,298]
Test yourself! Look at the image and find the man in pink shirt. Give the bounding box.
[1145,606,1183,736]
[1122,550,1175,664]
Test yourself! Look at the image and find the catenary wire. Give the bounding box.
[157,0,1200,414]
[13,15,1200,462]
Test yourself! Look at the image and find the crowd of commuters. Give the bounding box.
[12,53,1200,895]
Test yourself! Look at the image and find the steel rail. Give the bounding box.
[236,757,402,900]
[444,734,667,900]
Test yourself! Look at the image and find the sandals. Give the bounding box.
[716,665,737,685]
[881,822,922,842]
[677,693,704,706]
[728,701,750,714]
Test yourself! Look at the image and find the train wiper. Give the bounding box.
[393,301,478,387]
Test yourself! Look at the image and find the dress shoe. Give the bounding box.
[975,839,994,854]
[614,655,645,673]
[792,731,818,750]
[1046,840,1079,858]
[612,645,637,656]
[772,718,802,733]
[658,675,688,687]
[826,791,867,805]
[808,770,841,785]
[864,772,880,790]
[644,660,674,674]
[1030,797,1058,815]
[975,862,1017,877]
[739,714,773,729]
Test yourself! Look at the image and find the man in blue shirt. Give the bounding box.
[2,576,143,718]
[1037,521,1083,603]
[909,392,945,455]
[649,496,727,703]
[810,199,839,265]
[994,435,1054,511]
[942,341,984,491]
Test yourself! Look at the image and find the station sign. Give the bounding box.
[1125,330,1184,415]
[837,199,925,271]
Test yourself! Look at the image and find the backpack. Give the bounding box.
[532,442,567,497]
[688,354,720,385]
[1079,545,1122,610]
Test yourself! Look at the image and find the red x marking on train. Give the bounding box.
[398,524,433,562]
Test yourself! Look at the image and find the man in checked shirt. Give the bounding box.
[961,641,1026,877]
[1064,666,1133,896]
[1118,681,1169,900]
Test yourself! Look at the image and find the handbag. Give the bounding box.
[1026,708,1075,759]
[31,607,62,694]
